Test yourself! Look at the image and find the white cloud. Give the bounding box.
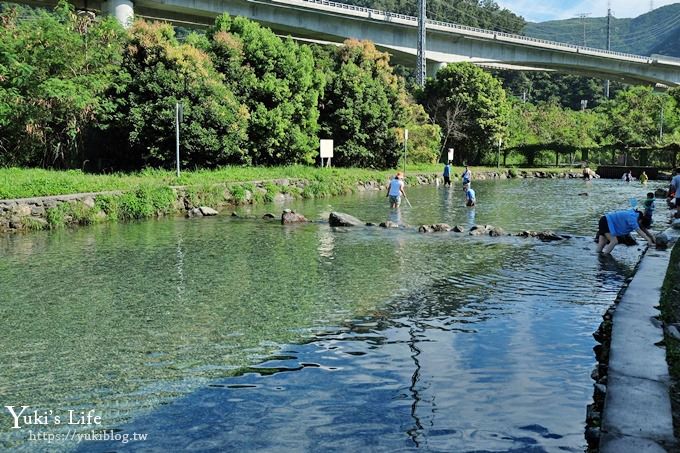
[496,0,680,22]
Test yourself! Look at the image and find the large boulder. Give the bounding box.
[329,212,363,227]
[281,209,308,225]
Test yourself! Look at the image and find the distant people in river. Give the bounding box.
[442,162,452,187]
[464,183,476,207]
[642,192,655,228]
[639,171,649,185]
[669,168,680,215]
[461,165,471,187]
[596,209,655,254]
[582,164,599,180]
[622,170,633,182]
[386,171,406,208]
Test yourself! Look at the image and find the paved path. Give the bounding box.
[600,227,680,452]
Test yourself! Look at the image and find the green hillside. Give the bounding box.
[524,4,680,57]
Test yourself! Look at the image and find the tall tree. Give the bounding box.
[208,14,325,165]
[101,20,248,169]
[418,62,509,164]
[317,39,409,168]
[0,2,125,167]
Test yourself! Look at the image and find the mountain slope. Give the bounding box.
[524,4,680,57]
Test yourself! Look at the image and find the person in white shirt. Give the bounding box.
[386,172,406,208]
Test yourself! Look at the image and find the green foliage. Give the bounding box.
[419,62,510,165]
[599,87,677,149]
[208,15,324,165]
[117,186,175,220]
[508,167,518,178]
[101,20,248,168]
[22,217,48,231]
[0,2,126,167]
[317,40,409,169]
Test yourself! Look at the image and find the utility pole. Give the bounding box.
[416,0,426,86]
[604,6,611,98]
[576,13,590,47]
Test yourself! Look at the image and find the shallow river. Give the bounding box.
[0,178,669,452]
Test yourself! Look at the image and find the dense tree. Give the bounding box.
[0,2,125,167]
[418,62,509,165]
[207,14,324,165]
[100,20,249,169]
[317,40,409,168]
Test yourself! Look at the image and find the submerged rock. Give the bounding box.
[655,232,670,248]
[469,224,503,236]
[379,221,400,229]
[418,223,451,233]
[262,213,276,219]
[515,230,567,241]
[329,212,363,227]
[655,188,669,198]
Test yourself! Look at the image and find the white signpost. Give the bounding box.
[447,148,454,162]
[320,139,333,167]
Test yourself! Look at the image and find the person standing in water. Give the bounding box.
[461,165,472,188]
[386,172,406,208]
[639,171,649,185]
[442,162,452,187]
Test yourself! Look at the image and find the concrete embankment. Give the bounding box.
[594,227,680,452]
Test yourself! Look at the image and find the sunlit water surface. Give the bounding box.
[0,178,669,451]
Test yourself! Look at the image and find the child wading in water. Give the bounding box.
[464,183,476,207]
[386,172,406,208]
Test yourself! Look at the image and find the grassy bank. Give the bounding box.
[659,241,680,438]
[0,164,581,200]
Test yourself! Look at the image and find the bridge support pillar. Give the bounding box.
[426,61,447,79]
[105,0,134,27]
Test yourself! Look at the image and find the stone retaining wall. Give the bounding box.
[0,170,583,234]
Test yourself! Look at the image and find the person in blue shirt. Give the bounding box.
[461,165,471,188]
[464,183,475,207]
[596,209,655,254]
[442,162,452,187]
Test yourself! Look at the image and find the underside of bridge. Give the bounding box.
[7,0,680,87]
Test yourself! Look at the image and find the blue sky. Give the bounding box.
[495,0,679,22]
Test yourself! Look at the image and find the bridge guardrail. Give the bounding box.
[295,0,653,63]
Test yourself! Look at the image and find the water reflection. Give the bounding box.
[0,179,656,451]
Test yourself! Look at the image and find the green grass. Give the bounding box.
[659,241,680,438]
[0,165,586,200]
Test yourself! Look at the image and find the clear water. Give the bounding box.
[0,178,668,452]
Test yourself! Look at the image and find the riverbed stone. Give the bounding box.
[655,233,670,248]
[199,206,218,216]
[30,206,45,216]
[379,221,399,228]
[281,209,307,224]
[329,212,363,227]
[452,225,465,233]
[262,213,276,219]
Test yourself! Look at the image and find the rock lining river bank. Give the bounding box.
[0,169,585,234]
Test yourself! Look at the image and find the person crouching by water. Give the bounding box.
[464,182,476,207]
[386,171,406,208]
[596,209,655,254]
